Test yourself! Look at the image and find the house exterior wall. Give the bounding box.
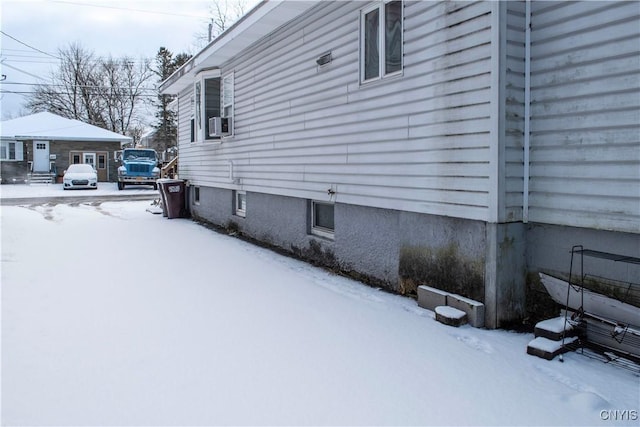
[504,1,526,223]
[0,139,28,183]
[189,187,489,303]
[173,1,638,328]
[527,1,640,233]
[521,1,640,303]
[47,140,121,182]
[179,1,498,222]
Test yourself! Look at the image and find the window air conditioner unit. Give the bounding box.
[208,117,231,137]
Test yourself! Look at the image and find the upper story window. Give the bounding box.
[360,1,403,84]
[192,69,233,142]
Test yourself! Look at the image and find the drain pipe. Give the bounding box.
[523,0,531,223]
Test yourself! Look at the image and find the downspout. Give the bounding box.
[523,0,531,223]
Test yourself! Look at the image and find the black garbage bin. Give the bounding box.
[158,179,186,219]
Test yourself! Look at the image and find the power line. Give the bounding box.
[0,90,160,99]
[51,0,209,19]
[3,81,158,92]
[0,62,45,80]
[0,31,61,59]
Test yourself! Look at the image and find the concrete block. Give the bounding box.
[448,293,485,328]
[527,336,578,360]
[435,306,467,327]
[417,285,449,311]
[534,316,581,341]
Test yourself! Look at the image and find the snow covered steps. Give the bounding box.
[417,285,485,328]
[527,316,584,360]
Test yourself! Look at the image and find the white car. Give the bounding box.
[63,164,98,190]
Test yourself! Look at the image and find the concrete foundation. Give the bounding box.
[187,186,637,330]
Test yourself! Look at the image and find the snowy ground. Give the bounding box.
[1,189,639,426]
[0,182,157,199]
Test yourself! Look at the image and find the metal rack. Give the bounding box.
[560,245,640,369]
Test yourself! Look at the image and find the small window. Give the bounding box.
[193,186,200,205]
[72,154,81,164]
[360,1,403,84]
[311,201,335,238]
[235,191,246,217]
[0,144,6,160]
[98,154,106,169]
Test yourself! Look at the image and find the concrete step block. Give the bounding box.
[435,305,467,327]
[527,336,578,360]
[534,316,581,341]
[447,293,485,328]
[417,285,449,311]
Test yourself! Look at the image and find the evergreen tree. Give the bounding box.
[151,47,191,154]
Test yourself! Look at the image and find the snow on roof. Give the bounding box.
[0,112,133,143]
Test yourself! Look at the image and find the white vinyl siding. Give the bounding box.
[528,1,640,233]
[176,1,495,222]
[503,0,526,223]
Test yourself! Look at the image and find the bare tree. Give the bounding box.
[194,0,253,47]
[26,43,153,139]
[97,56,153,134]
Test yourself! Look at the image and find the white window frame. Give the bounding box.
[193,186,200,205]
[221,71,234,137]
[194,80,202,140]
[310,200,335,239]
[0,141,23,161]
[190,95,196,143]
[234,190,246,217]
[193,69,222,143]
[360,0,403,84]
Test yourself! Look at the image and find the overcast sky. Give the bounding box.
[0,0,247,120]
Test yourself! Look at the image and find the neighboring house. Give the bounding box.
[160,1,640,328]
[0,112,132,183]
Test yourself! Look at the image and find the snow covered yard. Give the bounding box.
[1,200,638,426]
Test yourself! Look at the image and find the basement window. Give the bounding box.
[234,191,246,217]
[193,186,200,205]
[311,200,334,239]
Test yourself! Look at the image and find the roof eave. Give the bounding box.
[13,135,132,143]
[160,0,316,95]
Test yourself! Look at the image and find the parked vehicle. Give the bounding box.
[116,148,160,190]
[62,164,98,190]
